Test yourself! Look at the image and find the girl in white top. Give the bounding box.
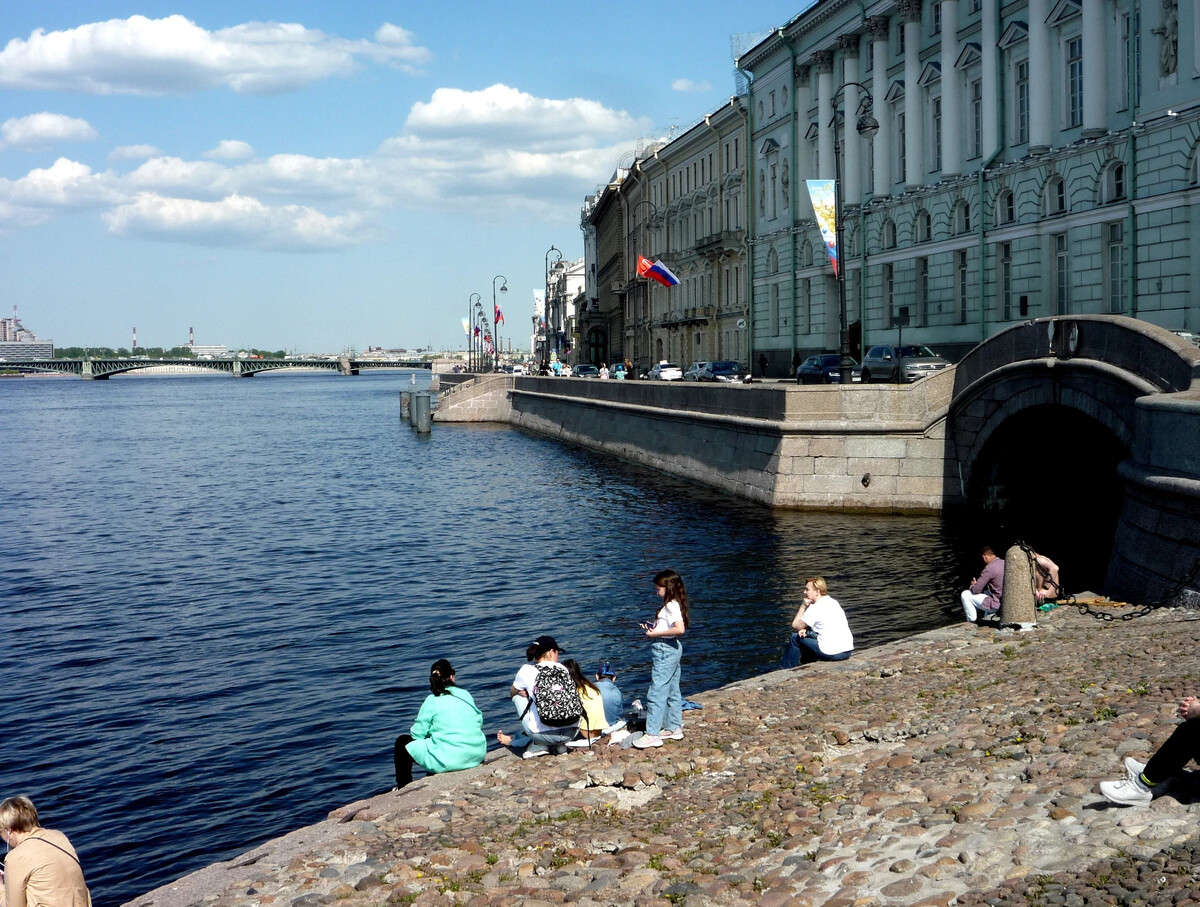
[782,576,853,666]
[633,569,690,749]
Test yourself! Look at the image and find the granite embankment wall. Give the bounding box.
[126,606,1200,907]
[435,374,954,513]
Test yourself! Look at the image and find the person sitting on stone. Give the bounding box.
[1032,551,1061,602]
[780,576,854,667]
[961,545,1004,622]
[1101,694,1200,806]
[594,662,623,728]
[393,659,487,789]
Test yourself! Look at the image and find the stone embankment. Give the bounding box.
[128,607,1200,907]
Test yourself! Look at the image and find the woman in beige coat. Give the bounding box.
[1,797,91,907]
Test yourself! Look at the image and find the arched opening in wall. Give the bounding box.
[586,327,608,367]
[965,404,1129,595]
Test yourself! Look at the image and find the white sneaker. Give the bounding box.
[566,738,593,748]
[1100,774,1152,806]
[1124,756,1147,782]
[601,719,627,735]
[607,729,631,745]
[522,743,550,759]
[634,733,663,749]
[662,728,683,740]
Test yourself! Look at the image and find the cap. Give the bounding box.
[532,635,564,655]
[599,662,615,677]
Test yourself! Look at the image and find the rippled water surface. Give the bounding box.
[1,372,975,905]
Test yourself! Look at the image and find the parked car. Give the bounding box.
[860,344,952,383]
[683,361,709,381]
[574,364,600,378]
[699,360,743,382]
[795,353,861,384]
[648,361,683,381]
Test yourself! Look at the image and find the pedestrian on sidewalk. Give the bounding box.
[634,569,690,749]
[1100,694,1200,806]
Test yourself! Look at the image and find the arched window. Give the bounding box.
[766,247,779,274]
[802,241,815,268]
[1044,175,1066,215]
[953,200,971,234]
[915,210,932,242]
[1101,161,1126,203]
[995,190,1015,225]
[882,219,897,249]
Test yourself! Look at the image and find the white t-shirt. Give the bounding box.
[651,599,684,634]
[513,661,573,734]
[802,594,854,656]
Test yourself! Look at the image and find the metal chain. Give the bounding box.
[1066,557,1200,621]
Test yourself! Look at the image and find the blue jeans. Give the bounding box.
[510,695,576,746]
[646,639,682,736]
[781,633,852,667]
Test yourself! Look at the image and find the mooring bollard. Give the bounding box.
[399,390,412,422]
[1000,544,1037,630]
[413,392,432,433]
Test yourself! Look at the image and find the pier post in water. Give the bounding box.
[1000,544,1037,629]
[413,392,432,433]
[399,391,412,422]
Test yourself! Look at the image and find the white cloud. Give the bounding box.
[0,158,122,208]
[205,140,255,161]
[109,144,160,161]
[0,16,433,95]
[671,78,712,93]
[1,112,97,149]
[103,193,378,250]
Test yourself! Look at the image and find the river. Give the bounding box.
[0,371,974,906]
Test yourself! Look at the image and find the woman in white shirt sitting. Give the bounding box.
[780,576,854,668]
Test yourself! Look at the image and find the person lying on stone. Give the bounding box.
[1100,694,1200,806]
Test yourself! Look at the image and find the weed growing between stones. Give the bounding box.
[1092,705,1119,721]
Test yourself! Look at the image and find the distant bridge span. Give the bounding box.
[0,357,433,379]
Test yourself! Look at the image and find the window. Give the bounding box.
[1000,242,1013,320]
[801,277,811,331]
[896,111,906,182]
[970,80,983,158]
[1053,233,1069,315]
[897,21,905,56]
[957,250,969,323]
[1014,59,1030,144]
[971,0,982,11]
[1045,176,1066,215]
[882,219,897,249]
[1066,36,1083,128]
[916,257,929,325]
[884,263,894,314]
[931,95,942,172]
[771,284,780,336]
[916,209,931,242]
[770,90,776,118]
[1106,221,1125,314]
[734,137,740,168]
[802,241,814,268]
[996,189,1015,225]
[954,200,971,234]
[1103,162,1126,203]
[781,86,788,110]
[932,3,941,35]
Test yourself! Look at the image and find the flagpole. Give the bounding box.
[492,275,508,372]
[468,293,481,371]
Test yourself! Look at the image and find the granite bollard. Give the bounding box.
[1000,544,1037,628]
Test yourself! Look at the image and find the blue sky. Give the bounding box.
[0,1,804,353]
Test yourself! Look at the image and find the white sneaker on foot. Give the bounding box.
[634,733,663,749]
[662,728,683,740]
[607,729,631,745]
[522,742,550,759]
[566,738,593,748]
[1123,756,1147,782]
[1100,774,1152,806]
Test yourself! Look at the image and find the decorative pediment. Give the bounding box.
[805,122,820,141]
[998,21,1029,50]
[884,80,905,104]
[955,42,982,70]
[759,138,781,155]
[919,62,941,87]
[1046,0,1081,26]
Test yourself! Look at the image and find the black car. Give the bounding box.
[795,354,861,384]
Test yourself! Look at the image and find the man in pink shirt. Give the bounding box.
[961,545,1004,622]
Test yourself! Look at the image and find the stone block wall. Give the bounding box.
[432,375,512,423]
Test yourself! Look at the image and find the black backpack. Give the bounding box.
[524,664,583,726]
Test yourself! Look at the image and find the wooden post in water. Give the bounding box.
[413,392,432,433]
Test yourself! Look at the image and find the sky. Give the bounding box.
[0,1,807,354]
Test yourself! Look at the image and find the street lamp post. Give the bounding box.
[492,275,508,370]
[468,292,481,371]
[631,200,657,374]
[830,82,879,384]
[544,245,562,366]
[474,300,486,372]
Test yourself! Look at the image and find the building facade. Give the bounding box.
[739,0,1199,375]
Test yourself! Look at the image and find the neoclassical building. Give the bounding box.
[581,100,750,375]
[739,0,1197,375]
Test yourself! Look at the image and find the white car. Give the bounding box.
[683,361,708,381]
[648,362,683,381]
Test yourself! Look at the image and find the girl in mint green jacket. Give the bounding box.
[394,659,487,787]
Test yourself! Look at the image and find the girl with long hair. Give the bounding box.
[393,658,487,788]
[561,658,608,745]
[634,568,690,749]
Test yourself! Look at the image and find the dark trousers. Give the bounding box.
[1144,717,1200,785]
[780,633,852,668]
[394,734,414,788]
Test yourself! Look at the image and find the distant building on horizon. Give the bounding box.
[0,308,54,360]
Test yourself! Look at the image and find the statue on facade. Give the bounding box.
[1154,0,1178,77]
[781,161,790,208]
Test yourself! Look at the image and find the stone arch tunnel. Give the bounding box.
[944,316,1200,603]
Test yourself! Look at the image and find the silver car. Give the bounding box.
[648,362,683,381]
[683,361,708,381]
[860,344,951,383]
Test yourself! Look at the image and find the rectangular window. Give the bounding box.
[1054,233,1069,315]
[931,95,942,172]
[1107,221,1125,314]
[971,0,982,11]
[1000,242,1013,320]
[896,110,906,182]
[957,250,969,323]
[1015,59,1029,144]
[884,263,894,315]
[896,21,905,56]
[917,257,928,326]
[801,277,811,332]
[734,137,740,168]
[971,80,983,158]
[932,3,941,35]
[1067,36,1083,128]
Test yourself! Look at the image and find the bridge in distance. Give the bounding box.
[0,357,432,379]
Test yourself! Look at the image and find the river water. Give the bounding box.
[0,372,973,906]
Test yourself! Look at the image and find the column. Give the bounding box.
[840,35,864,204]
[981,0,999,157]
[869,16,892,195]
[902,0,925,189]
[941,0,962,177]
[816,51,835,180]
[796,66,815,219]
[1029,0,1052,152]
[1082,0,1108,137]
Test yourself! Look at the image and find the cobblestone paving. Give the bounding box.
[128,607,1200,907]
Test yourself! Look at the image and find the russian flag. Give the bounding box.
[637,255,680,288]
[494,302,505,326]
